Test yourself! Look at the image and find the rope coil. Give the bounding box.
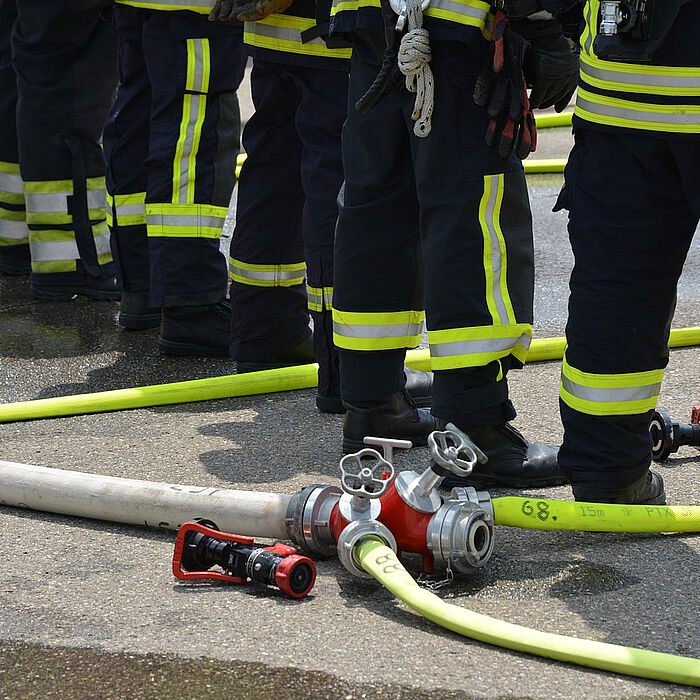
[397,0,434,137]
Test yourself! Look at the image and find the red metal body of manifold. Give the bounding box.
[328,474,437,572]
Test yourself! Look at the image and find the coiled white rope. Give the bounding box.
[397,0,434,137]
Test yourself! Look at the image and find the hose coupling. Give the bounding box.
[337,519,398,578]
[285,484,342,557]
[426,487,494,573]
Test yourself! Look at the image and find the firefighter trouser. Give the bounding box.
[103,5,246,308]
[556,128,700,490]
[0,0,117,285]
[334,31,534,426]
[229,59,347,399]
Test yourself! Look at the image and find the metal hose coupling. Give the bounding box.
[426,486,495,573]
[285,484,342,557]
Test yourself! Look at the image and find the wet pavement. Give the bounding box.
[1,114,700,698]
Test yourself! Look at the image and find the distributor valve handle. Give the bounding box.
[428,424,487,477]
[340,449,395,499]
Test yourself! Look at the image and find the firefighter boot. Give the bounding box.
[342,388,440,454]
[441,423,565,489]
[317,368,434,414]
[571,469,666,505]
[32,267,121,301]
[118,291,161,330]
[159,300,231,356]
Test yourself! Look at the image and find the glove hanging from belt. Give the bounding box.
[210,0,292,22]
[474,0,579,159]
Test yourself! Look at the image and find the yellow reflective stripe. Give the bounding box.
[229,257,306,287]
[575,88,700,134]
[107,191,147,227]
[428,323,532,370]
[146,203,227,238]
[115,0,212,12]
[0,161,20,174]
[560,355,664,416]
[332,309,425,351]
[330,0,492,34]
[479,174,516,326]
[22,177,105,194]
[173,39,210,204]
[32,260,77,273]
[0,191,24,206]
[307,285,333,311]
[580,54,700,97]
[0,207,26,222]
[244,16,351,59]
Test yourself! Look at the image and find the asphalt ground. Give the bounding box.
[1,84,700,698]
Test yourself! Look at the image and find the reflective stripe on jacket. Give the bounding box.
[575,0,700,134]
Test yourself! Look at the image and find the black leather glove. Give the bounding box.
[511,18,579,112]
[474,9,537,160]
[209,0,292,22]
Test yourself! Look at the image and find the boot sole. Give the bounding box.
[158,337,230,357]
[119,312,162,330]
[318,393,432,415]
[441,473,569,490]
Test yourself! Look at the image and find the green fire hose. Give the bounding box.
[1,328,699,423]
[356,538,700,687]
[492,498,700,532]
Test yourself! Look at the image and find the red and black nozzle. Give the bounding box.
[172,519,316,599]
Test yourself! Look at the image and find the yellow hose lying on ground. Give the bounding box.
[1,328,699,423]
[523,158,567,173]
[356,538,700,687]
[492,498,700,532]
[534,112,573,128]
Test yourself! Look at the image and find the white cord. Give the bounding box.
[397,0,434,137]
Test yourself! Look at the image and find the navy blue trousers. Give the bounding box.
[229,59,347,399]
[103,6,246,307]
[556,127,700,490]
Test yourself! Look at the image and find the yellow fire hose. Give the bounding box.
[1,328,699,423]
[356,538,700,687]
[492,498,700,532]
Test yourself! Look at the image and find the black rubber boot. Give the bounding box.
[118,291,161,330]
[342,388,439,454]
[571,469,666,505]
[440,423,565,489]
[159,300,231,356]
[236,336,315,373]
[317,367,434,414]
[32,269,121,301]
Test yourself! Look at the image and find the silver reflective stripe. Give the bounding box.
[25,192,67,215]
[308,289,323,305]
[576,94,700,126]
[0,172,23,195]
[560,376,662,404]
[0,219,29,239]
[147,213,226,230]
[177,94,204,204]
[581,61,700,90]
[430,335,529,358]
[324,289,333,306]
[425,0,489,22]
[192,39,207,93]
[116,202,147,217]
[87,189,107,210]
[231,265,304,283]
[333,321,424,339]
[483,174,509,325]
[246,22,324,46]
[29,238,79,262]
[94,231,111,256]
[583,0,593,55]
